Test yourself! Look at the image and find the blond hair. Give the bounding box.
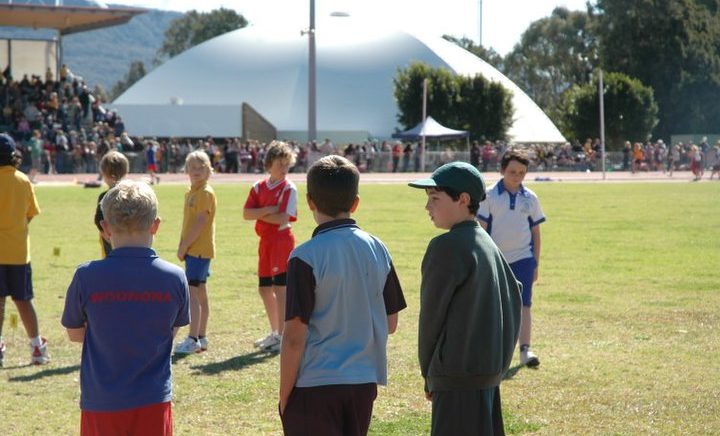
[100,151,129,182]
[264,140,296,169]
[185,150,213,172]
[101,180,158,233]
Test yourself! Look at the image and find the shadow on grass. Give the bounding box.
[189,350,277,375]
[8,364,80,382]
[502,363,526,381]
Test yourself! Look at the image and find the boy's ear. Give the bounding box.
[349,195,360,213]
[150,217,161,235]
[458,192,471,207]
[306,193,317,211]
[100,220,112,238]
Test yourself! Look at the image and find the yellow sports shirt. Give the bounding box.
[181,183,216,258]
[0,166,40,264]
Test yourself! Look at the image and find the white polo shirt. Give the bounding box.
[477,180,546,264]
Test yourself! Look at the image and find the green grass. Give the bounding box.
[1,181,719,435]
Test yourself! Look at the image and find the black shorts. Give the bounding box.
[0,263,34,301]
[281,383,377,436]
[258,272,287,287]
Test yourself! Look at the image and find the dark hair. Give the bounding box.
[434,185,480,216]
[500,149,530,170]
[0,151,22,168]
[307,155,359,217]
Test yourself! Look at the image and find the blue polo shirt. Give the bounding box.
[285,219,406,387]
[477,180,546,264]
[61,247,190,412]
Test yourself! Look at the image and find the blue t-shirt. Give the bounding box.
[61,247,190,412]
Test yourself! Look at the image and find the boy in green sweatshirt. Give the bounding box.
[409,161,522,436]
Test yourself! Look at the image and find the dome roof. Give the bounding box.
[113,17,564,143]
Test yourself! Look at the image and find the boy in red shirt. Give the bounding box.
[244,141,298,353]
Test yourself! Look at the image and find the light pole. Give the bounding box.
[599,69,606,180]
[478,0,483,46]
[308,0,317,142]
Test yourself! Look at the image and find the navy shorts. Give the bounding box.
[185,255,211,287]
[510,257,537,307]
[0,263,34,301]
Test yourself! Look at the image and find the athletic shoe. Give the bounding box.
[262,334,282,353]
[31,337,50,365]
[0,340,6,367]
[254,332,277,349]
[174,337,201,355]
[520,349,540,368]
[198,337,209,352]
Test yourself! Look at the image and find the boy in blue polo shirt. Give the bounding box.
[279,155,406,436]
[477,149,546,367]
[62,180,190,436]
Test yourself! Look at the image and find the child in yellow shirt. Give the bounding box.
[174,151,216,355]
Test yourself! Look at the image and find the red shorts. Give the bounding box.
[147,164,158,172]
[81,401,172,436]
[258,229,295,278]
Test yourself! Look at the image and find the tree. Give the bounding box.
[157,8,248,61]
[394,62,514,141]
[110,61,147,101]
[442,35,504,71]
[92,84,109,104]
[503,7,598,118]
[593,0,720,137]
[393,62,460,130]
[558,72,658,150]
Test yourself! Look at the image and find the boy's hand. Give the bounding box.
[425,391,432,401]
[177,244,187,261]
[533,267,538,283]
[265,205,280,216]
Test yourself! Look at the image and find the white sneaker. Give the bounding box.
[198,337,209,352]
[174,337,201,355]
[31,337,50,365]
[262,334,282,353]
[0,340,6,367]
[520,349,540,367]
[254,333,277,349]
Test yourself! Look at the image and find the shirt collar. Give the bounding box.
[497,179,526,196]
[107,246,158,258]
[312,218,358,237]
[451,220,480,231]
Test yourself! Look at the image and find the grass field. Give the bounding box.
[1,181,719,435]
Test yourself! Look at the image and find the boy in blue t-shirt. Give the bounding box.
[279,155,406,436]
[62,180,190,436]
[477,150,546,367]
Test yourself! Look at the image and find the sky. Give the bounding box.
[106,0,591,55]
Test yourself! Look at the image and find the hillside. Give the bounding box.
[0,0,182,91]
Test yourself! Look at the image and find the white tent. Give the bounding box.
[113,17,565,143]
[392,116,468,141]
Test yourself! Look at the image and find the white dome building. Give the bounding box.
[112,16,564,143]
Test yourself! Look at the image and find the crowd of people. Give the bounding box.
[4,66,720,181]
[0,64,134,181]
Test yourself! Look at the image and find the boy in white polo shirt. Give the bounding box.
[477,149,546,367]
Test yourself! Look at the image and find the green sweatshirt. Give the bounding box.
[419,220,522,392]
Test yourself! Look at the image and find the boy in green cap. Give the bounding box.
[409,161,522,435]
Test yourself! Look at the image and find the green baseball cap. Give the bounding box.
[408,161,486,202]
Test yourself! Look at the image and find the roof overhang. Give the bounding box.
[0,3,148,35]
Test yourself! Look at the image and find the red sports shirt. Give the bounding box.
[244,178,298,238]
